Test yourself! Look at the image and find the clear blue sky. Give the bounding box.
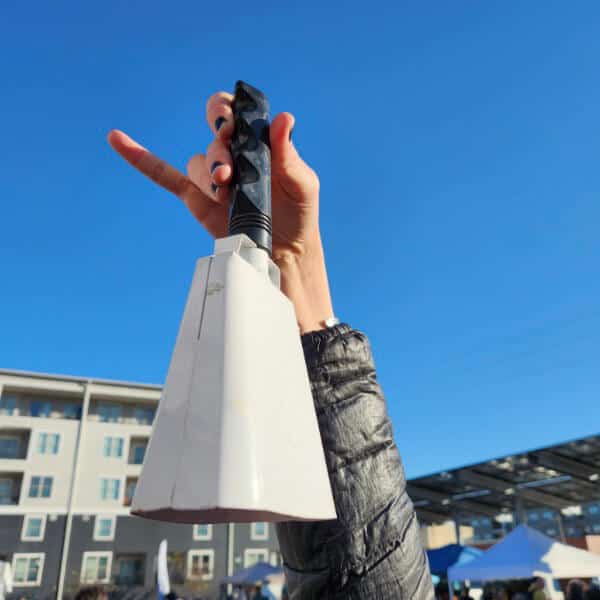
[1,1,599,478]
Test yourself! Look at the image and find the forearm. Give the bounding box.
[275,325,434,599]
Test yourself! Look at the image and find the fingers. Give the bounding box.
[107,130,227,238]
[108,129,190,197]
[206,92,234,140]
[205,138,233,187]
[187,149,231,207]
[270,112,298,169]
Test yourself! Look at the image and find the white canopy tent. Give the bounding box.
[449,524,600,581]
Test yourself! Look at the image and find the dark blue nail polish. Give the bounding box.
[211,183,218,194]
[211,161,223,174]
[215,117,226,131]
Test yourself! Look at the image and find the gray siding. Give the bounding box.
[233,523,280,569]
[63,516,230,598]
[1,514,65,600]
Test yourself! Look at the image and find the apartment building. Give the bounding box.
[0,369,281,600]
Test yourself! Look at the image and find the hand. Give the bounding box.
[107,90,334,333]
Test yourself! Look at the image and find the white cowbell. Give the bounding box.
[131,234,336,523]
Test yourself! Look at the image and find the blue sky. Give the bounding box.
[1,1,599,477]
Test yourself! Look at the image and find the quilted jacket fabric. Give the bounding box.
[276,324,434,599]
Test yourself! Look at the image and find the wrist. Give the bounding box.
[274,233,334,335]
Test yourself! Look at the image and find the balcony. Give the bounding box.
[0,392,81,420]
[124,477,138,507]
[0,472,23,505]
[128,438,148,465]
[0,429,31,459]
[88,401,156,426]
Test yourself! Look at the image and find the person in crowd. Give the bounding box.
[252,584,269,600]
[528,578,548,600]
[74,587,108,600]
[585,585,600,600]
[108,87,434,599]
[495,588,509,600]
[481,584,495,600]
[567,580,587,600]
[461,585,474,600]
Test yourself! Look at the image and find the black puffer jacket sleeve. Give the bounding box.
[276,324,434,600]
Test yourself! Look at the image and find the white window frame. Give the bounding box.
[243,548,269,568]
[102,436,124,459]
[28,475,53,499]
[80,551,113,584]
[37,432,60,455]
[250,522,269,541]
[21,514,47,541]
[99,477,122,502]
[12,552,45,587]
[193,524,213,541]
[93,515,116,541]
[187,549,214,581]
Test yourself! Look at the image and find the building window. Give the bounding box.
[187,550,214,581]
[81,551,112,584]
[21,515,47,541]
[100,478,121,501]
[115,555,145,586]
[0,434,21,459]
[31,401,52,418]
[529,512,539,521]
[193,524,213,541]
[29,476,53,498]
[593,524,600,533]
[124,478,137,506]
[63,403,82,419]
[37,433,60,455]
[589,504,599,515]
[0,395,17,416]
[251,522,269,541]
[99,404,121,423]
[93,516,116,541]
[243,549,269,568]
[0,478,15,504]
[12,553,44,586]
[103,437,124,458]
[128,440,147,465]
[133,406,155,425]
[543,510,554,520]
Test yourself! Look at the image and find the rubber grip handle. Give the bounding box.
[229,81,272,254]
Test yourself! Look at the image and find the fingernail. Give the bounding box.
[215,117,226,131]
[211,161,223,174]
[211,183,218,194]
[289,127,294,142]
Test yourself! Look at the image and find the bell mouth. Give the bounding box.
[131,507,333,524]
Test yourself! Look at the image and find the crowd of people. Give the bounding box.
[434,578,600,600]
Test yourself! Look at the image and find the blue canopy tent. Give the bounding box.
[427,544,483,577]
[222,562,283,585]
